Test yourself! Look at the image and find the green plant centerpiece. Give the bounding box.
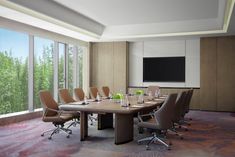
[135,89,144,95]
[113,92,124,103]
[135,89,144,104]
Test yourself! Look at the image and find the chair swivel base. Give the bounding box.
[138,133,171,150]
[41,124,72,140]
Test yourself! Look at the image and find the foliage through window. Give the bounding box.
[0,27,86,115]
[0,28,29,115]
[33,37,54,109]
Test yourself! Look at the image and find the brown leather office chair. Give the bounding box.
[39,90,73,139]
[137,93,177,150]
[59,88,76,104]
[59,89,80,127]
[74,87,97,125]
[90,87,99,99]
[102,86,110,97]
[74,88,85,101]
[180,89,194,125]
[169,91,187,138]
[184,89,194,115]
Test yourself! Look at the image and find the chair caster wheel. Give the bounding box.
[146,146,151,150]
[185,128,188,131]
[167,147,171,150]
[67,135,70,138]
[69,131,72,134]
[179,126,182,128]
[169,142,173,145]
[137,141,141,145]
[41,134,44,137]
[48,137,52,140]
[180,136,184,140]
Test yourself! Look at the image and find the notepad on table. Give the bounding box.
[131,105,144,108]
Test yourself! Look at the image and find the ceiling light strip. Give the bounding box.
[223,0,235,31]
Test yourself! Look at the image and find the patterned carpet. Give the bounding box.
[0,111,235,157]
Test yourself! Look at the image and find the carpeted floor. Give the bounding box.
[0,111,235,157]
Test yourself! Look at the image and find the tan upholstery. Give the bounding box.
[102,86,110,97]
[184,89,194,114]
[42,113,74,122]
[147,86,160,95]
[59,89,80,117]
[137,93,177,149]
[74,88,85,101]
[39,90,73,123]
[59,89,76,104]
[90,87,99,99]
[138,93,177,130]
[39,90,74,139]
[172,91,187,123]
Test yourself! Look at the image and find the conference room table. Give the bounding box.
[59,96,165,145]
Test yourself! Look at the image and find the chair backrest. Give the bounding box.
[90,87,99,99]
[184,89,194,113]
[59,89,76,104]
[74,88,85,101]
[102,86,110,97]
[39,90,59,117]
[147,85,160,95]
[172,91,187,123]
[154,93,177,130]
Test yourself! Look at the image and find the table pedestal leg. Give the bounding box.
[115,113,133,145]
[80,111,88,141]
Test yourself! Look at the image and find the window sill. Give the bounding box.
[0,108,42,119]
[0,109,43,126]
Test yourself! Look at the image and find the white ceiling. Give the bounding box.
[0,0,234,41]
[53,0,232,40]
[54,0,219,26]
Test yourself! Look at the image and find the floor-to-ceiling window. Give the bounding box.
[33,37,54,109]
[0,26,87,116]
[58,43,66,89]
[0,28,29,115]
[77,46,85,88]
[67,44,74,94]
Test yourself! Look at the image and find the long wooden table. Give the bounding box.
[59,97,164,144]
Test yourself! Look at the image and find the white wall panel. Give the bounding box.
[129,38,200,88]
[144,40,185,57]
[129,42,143,86]
[185,39,200,87]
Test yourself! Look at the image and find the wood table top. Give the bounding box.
[59,97,165,114]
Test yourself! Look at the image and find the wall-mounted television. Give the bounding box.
[143,57,185,82]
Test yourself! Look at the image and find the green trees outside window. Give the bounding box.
[33,37,54,109]
[0,28,85,115]
[0,28,29,115]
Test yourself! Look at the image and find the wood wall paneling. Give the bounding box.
[98,43,114,92]
[113,42,128,93]
[217,37,235,112]
[90,42,128,95]
[200,38,217,111]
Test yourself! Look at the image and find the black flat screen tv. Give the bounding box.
[143,57,185,82]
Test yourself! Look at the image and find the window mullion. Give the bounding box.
[28,35,34,112]
[54,41,59,101]
[65,44,69,88]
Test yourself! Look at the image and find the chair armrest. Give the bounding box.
[44,107,62,116]
[137,112,154,122]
